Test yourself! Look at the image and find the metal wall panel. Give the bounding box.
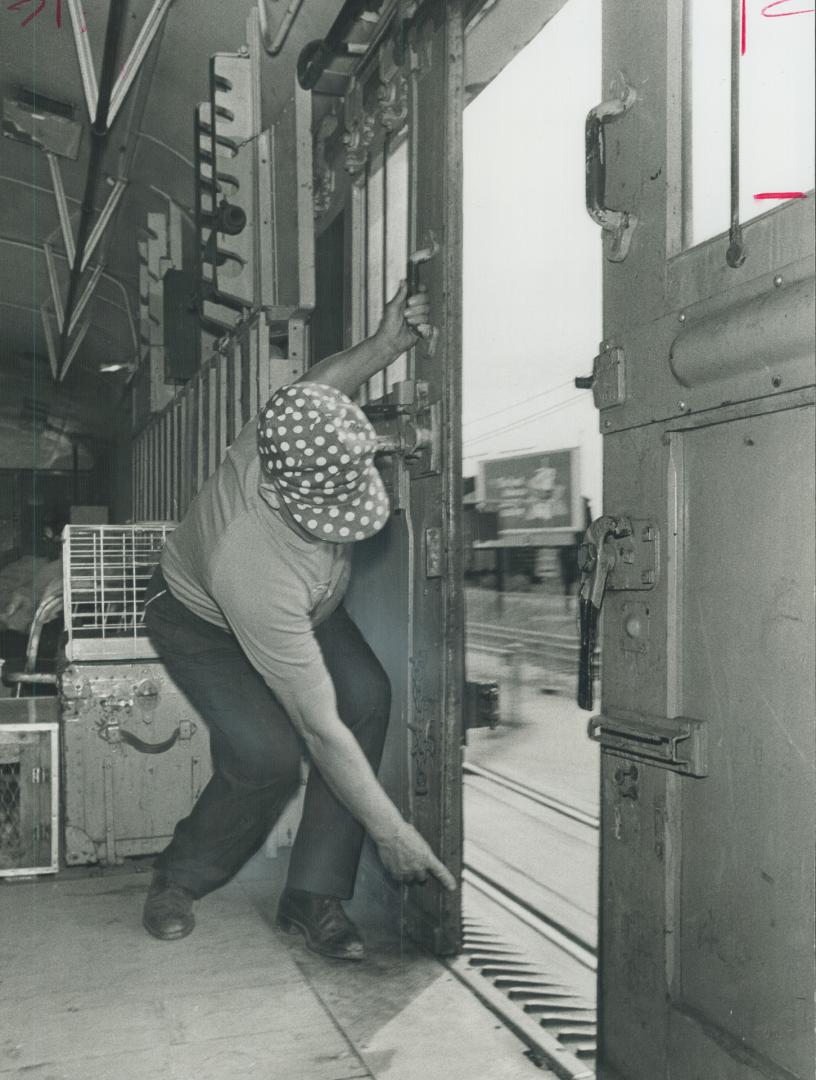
[595,2,816,1076]
[130,311,292,516]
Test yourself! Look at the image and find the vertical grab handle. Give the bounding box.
[577,514,633,711]
[578,596,600,711]
[585,72,638,262]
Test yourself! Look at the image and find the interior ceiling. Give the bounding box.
[0,0,344,441]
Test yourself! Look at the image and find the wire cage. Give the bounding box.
[62,524,174,661]
[0,721,59,877]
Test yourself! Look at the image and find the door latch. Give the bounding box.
[577,514,633,710]
[575,343,626,410]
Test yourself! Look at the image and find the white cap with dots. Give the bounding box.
[257,382,390,543]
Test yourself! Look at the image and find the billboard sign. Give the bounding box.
[478,449,580,534]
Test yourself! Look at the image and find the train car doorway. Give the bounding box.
[459,1,603,1068]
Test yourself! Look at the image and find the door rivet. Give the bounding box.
[678,311,686,323]
[678,400,687,411]
[773,274,783,288]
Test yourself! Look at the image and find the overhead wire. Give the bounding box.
[463,392,587,449]
[462,378,575,428]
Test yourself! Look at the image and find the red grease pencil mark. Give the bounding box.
[753,191,807,199]
[761,0,815,15]
[7,0,46,28]
[742,0,747,54]
[7,0,62,27]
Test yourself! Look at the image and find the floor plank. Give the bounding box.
[243,880,548,1080]
[0,871,371,1080]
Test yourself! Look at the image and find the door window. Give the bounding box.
[686,0,814,248]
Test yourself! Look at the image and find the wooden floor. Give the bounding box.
[0,861,549,1080]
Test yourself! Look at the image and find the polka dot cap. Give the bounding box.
[257,382,390,543]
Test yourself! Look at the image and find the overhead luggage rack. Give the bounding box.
[62,524,174,661]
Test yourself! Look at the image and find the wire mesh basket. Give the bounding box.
[62,524,174,661]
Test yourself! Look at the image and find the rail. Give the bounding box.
[464,762,599,830]
[467,619,599,679]
[458,764,599,1077]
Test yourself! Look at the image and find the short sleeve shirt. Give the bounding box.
[161,415,352,704]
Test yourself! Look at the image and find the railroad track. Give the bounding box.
[466,620,599,678]
[453,763,599,1078]
[464,762,599,831]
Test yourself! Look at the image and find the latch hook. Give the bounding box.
[578,514,632,710]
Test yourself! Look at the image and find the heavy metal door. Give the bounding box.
[311,0,464,954]
[589,3,815,1078]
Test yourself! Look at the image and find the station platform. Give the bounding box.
[0,861,552,1080]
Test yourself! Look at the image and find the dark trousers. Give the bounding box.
[144,569,390,900]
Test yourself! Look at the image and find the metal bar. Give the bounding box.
[295,79,316,309]
[726,0,746,267]
[218,353,228,460]
[0,235,137,355]
[108,0,174,126]
[207,362,217,476]
[66,0,98,121]
[43,242,64,331]
[58,319,91,382]
[68,262,104,336]
[81,178,127,270]
[57,0,128,378]
[45,152,76,264]
[40,302,59,380]
[164,410,172,519]
[259,0,305,56]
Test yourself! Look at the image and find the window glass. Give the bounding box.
[384,138,409,391]
[688,0,815,248]
[365,156,385,400]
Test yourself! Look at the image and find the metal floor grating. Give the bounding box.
[446,916,596,1079]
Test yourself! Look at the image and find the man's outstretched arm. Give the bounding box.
[300,282,430,398]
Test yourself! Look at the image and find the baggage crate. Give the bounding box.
[60,661,212,866]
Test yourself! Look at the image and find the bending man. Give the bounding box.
[143,283,455,960]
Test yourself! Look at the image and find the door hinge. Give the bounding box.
[31,766,51,785]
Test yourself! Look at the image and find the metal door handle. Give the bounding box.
[577,514,633,710]
[585,72,638,262]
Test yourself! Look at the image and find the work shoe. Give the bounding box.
[142,873,195,941]
[276,887,365,961]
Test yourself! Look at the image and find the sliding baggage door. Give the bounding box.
[595,3,815,1077]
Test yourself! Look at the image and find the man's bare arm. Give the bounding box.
[299,282,430,399]
[285,679,455,891]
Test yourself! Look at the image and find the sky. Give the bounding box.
[461,0,815,515]
[461,0,603,517]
